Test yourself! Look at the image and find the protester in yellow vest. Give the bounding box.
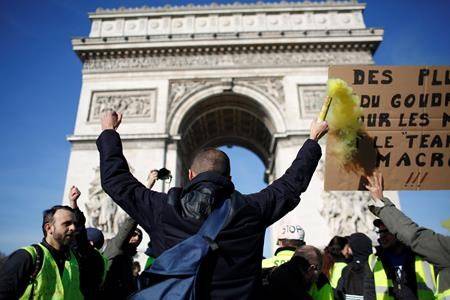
[365,218,436,299]
[262,223,305,269]
[322,236,350,288]
[0,205,83,299]
[261,245,324,299]
[365,173,449,300]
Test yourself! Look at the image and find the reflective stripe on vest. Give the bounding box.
[368,254,394,300]
[261,249,295,268]
[368,253,436,300]
[415,255,437,300]
[20,244,83,300]
[330,261,347,288]
[436,273,450,300]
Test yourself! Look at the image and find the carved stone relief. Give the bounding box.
[298,85,327,118]
[88,89,156,122]
[316,160,375,236]
[83,51,373,73]
[85,167,133,238]
[168,77,284,113]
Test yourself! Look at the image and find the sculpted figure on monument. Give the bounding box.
[86,167,131,237]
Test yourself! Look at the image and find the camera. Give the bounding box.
[157,168,172,181]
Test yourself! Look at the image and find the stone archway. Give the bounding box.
[176,92,275,185]
[167,77,285,185]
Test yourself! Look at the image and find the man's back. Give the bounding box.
[97,117,325,299]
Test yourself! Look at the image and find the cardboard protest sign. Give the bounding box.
[325,65,450,190]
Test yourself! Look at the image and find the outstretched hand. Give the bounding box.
[69,186,81,209]
[101,111,122,131]
[147,169,158,189]
[309,118,328,142]
[365,172,384,201]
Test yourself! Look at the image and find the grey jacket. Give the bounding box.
[369,197,450,293]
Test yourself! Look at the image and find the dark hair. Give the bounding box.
[190,147,231,177]
[322,236,348,277]
[295,245,322,270]
[42,205,74,237]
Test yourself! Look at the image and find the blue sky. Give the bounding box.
[0,0,449,255]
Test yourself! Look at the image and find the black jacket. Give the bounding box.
[97,130,321,299]
[364,246,419,300]
[72,207,106,300]
[261,256,314,300]
[336,261,369,300]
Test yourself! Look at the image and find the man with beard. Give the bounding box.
[0,206,83,299]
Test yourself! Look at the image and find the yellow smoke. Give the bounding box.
[326,78,364,166]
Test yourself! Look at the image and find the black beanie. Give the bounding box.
[86,227,105,250]
[348,232,372,261]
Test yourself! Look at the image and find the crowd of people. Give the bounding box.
[0,111,448,300]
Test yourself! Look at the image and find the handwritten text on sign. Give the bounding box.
[325,66,450,190]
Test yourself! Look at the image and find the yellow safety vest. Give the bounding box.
[21,244,83,300]
[368,253,436,300]
[262,249,295,268]
[309,280,334,300]
[329,261,347,288]
[436,273,450,300]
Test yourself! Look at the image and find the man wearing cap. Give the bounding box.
[364,173,439,300]
[335,232,373,300]
[262,224,306,269]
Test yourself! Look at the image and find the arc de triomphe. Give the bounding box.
[64,1,399,255]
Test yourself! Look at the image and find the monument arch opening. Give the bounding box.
[174,92,278,185]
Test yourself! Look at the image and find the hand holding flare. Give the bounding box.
[324,78,364,167]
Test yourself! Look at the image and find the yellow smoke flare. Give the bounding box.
[326,78,364,165]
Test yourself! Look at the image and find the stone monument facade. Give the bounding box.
[64,1,399,256]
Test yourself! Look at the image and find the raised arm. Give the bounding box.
[248,119,327,225]
[96,111,166,233]
[103,216,137,260]
[365,173,450,268]
[68,186,90,252]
